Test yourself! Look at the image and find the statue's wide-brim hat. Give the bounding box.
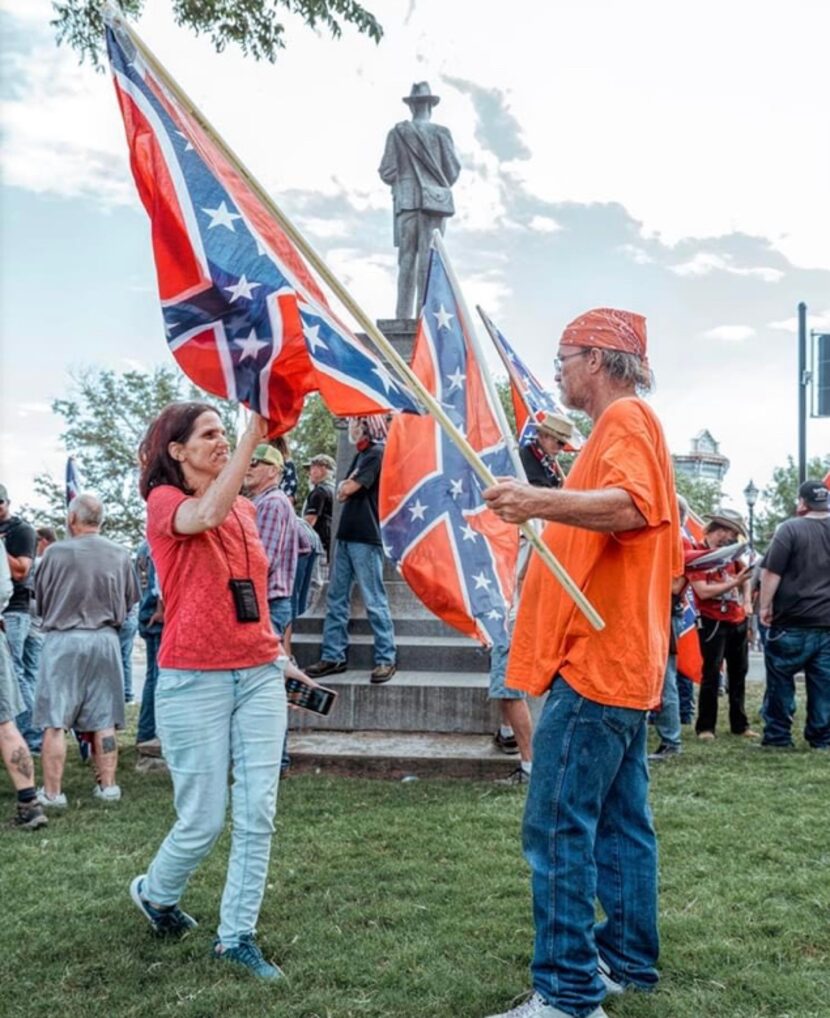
[403,81,440,106]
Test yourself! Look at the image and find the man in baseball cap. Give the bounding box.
[759,478,830,748]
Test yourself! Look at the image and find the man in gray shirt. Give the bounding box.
[34,493,139,807]
[759,479,830,749]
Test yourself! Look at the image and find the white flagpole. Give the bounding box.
[106,12,603,632]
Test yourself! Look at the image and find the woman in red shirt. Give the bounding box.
[129,402,308,981]
[689,512,757,741]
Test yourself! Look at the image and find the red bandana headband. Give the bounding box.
[561,307,648,364]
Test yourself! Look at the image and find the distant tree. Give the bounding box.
[755,454,830,549]
[52,0,383,69]
[29,367,238,547]
[674,473,721,518]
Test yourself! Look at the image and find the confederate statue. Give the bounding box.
[379,82,461,319]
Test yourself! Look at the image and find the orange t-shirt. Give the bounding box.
[506,397,682,709]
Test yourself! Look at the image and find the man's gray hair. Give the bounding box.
[600,349,654,395]
[68,492,105,528]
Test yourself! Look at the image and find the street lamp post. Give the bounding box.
[743,479,759,554]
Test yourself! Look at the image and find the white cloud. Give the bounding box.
[619,244,654,265]
[703,325,756,342]
[528,215,561,234]
[670,252,784,283]
[768,308,830,333]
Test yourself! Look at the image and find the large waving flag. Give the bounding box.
[477,307,583,451]
[379,245,519,647]
[105,17,419,433]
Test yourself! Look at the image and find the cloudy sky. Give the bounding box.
[1,0,829,518]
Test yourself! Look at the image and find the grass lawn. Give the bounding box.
[2,689,828,1018]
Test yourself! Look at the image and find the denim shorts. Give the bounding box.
[489,642,527,701]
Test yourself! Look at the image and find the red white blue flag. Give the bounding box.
[379,246,519,647]
[477,306,583,451]
[105,18,419,433]
[65,457,84,507]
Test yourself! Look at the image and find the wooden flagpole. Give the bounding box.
[108,11,604,631]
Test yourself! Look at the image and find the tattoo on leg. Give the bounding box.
[100,735,117,754]
[10,747,34,780]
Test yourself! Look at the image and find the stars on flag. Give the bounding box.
[473,572,492,590]
[302,322,328,354]
[408,499,427,521]
[202,200,242,231]
[446,367,465,392]
[235,329,268,361]
[433,304,454,330]
[449,478,464,499]
[460,522,478,542]
[224,275,261,302]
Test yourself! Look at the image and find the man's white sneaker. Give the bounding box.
[36,787,68,809]
[93,783,122,802]
[598,956,624,996]
[483,992,607,1018]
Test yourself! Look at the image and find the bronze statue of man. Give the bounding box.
[379,82,461,319]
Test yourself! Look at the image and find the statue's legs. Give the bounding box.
[395,212,419,319]
[415,214,446,315]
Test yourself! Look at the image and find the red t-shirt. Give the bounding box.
[147,486,282,670]
[690,558,747,624]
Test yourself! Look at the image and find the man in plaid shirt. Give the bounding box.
[244,444,309,640]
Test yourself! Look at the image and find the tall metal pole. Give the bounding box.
[798,301,808,485]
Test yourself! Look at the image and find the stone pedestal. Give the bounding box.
[290,318,528,777]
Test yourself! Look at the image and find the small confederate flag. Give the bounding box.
[105,16,420,433]
[65,457,84,507]
[477,306,582,451]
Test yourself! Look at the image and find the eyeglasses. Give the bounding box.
[248,460,264,469]
[553,350,589,371]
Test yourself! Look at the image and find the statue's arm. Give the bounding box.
[378,129,398,184]
[439,129,462,185]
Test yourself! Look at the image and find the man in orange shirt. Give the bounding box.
[482,308,681,1018]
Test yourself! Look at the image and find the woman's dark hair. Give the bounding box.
[274,435,290,459]
[139,401,218,500]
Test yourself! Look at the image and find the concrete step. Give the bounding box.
[288,668,501,734]
[292,631,489,673]
[293,615,459,638]
[286,730,523,780]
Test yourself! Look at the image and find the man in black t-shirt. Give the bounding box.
[518,412,573,489]
[302,454,335,560]
[306,421,397,684]
[759,479,830,749]
[0,484,41,753]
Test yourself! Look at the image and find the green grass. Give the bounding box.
[2,690,829,1018]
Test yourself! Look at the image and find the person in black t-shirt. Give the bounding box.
[305,420,397,684]
[0,484,40,754]
[302,454,335,560]
[759,479,830,749]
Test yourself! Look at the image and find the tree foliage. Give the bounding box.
[30,367,239,547]
[51,0,383,69]
[673,473,722,519]
[755,453,830,549]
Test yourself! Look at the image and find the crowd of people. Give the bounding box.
[1,305,828,1008]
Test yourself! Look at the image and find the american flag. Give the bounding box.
[379,245,519,647]
[105,18,420,433]
[65,457,84,507]
[477,306,583,451]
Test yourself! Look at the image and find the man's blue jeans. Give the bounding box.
[653,617,682,750]
[5,611,41,753]
[119,606,139,702]
[136,632,160,744]
[320,540,396,666]
[762,627,830,749]
[524,677,659,1016]
[144,662,287,948]
[676,674,695,724]
[268,597,293,639]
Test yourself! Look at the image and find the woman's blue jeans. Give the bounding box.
[523,677,659,1016]
[144,662,287,948]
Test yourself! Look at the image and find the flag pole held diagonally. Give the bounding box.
[104,9,603,632]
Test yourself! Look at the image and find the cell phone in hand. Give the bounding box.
[285,676,337,716]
